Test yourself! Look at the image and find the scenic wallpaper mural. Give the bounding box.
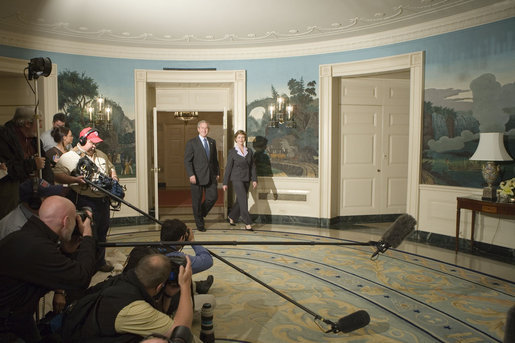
[247,78,319,178]
[2,16,514,186]
[422,72,515,187]
[421,19,515,188]
[57,70,136,178]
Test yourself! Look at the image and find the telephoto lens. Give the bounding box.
[199,303,214,343]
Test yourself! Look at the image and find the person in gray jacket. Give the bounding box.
[223,130,257,231]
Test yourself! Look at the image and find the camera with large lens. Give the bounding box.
[167,255,187,285]
[73,206,93,237]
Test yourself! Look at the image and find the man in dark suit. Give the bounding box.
[184,120,219,231]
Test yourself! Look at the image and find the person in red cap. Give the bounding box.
[54,127,118,273]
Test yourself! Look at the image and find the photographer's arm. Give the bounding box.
[185,228,213,273]
[54,172,85,185]
[110,167,119,181]
[167,256,193,336]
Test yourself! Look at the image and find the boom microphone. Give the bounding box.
[371,213,416,259]
[335,310,370,333]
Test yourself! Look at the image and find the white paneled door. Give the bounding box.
[339,78,409,215]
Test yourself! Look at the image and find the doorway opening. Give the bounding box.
[156,111,225,217]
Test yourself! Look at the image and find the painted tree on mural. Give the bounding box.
[57,70,136,177]
[247,77,319,177]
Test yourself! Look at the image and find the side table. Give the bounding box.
[455,196,515,252]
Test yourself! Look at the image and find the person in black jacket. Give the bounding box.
[0,195,96,343]
[61,254,193,342]
[184,120,220,232]
[0,106,54,219]
[223,130,257,231]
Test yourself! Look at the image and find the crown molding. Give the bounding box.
[0,1,513,61]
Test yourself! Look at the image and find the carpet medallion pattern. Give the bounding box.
[107,229,514,342]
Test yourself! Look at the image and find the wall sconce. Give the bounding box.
[174,111,199,121]
[268,97,296,128]
[86,97,112,130]
[470,132,513,201]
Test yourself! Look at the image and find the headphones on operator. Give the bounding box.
[78,128,99,146]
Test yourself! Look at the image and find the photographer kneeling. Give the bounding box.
[0,196,96,343]
[61,254,198,343]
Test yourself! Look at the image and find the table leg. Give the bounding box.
[455,207,461,252]
[470,210,476,250]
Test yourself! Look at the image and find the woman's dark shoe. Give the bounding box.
[244,225,254,231]
[227,217,236,226]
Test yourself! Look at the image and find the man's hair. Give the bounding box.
[197,120,209,128]
[53,112,66,123]
[12,107,35,127]
[134,253,171,289]
[161,219,188,241]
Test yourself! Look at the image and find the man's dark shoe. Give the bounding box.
[195,275,214,294]
[97,263,114,273]
[197,227,207,232]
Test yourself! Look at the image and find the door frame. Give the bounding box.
[319,52,424,220]
[134,69,246,215]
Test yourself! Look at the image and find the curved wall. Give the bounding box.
[0,8,514,251]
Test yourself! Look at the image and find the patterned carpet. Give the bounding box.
[105,228,515,343]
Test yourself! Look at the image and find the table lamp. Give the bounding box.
[470,132,513,201]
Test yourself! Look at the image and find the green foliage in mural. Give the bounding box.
[247,77,319,178]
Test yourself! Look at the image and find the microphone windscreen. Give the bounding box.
[382,213,417,248]
[337,310,370,333]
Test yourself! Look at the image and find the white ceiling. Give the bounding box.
[0,0,509,51]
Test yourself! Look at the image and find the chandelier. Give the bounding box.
[268,97,296,128]
[174,111,199,121]
[86,97,112,130]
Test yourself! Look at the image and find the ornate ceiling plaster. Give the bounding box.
[0,0,513,59]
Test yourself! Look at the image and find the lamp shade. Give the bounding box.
[470,132,513,161]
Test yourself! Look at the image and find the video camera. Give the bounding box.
[75,156,126,210]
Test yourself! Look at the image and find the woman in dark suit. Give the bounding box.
[223,130,257,231]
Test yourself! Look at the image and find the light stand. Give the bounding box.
[26,57,52,178]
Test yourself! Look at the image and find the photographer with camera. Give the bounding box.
[0,107,54,219]
[0,195,96,343]
[54,127,118,273]
[159,219,214,295]
[61,254,197,343]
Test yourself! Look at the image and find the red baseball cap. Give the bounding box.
[79,127,103,143]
